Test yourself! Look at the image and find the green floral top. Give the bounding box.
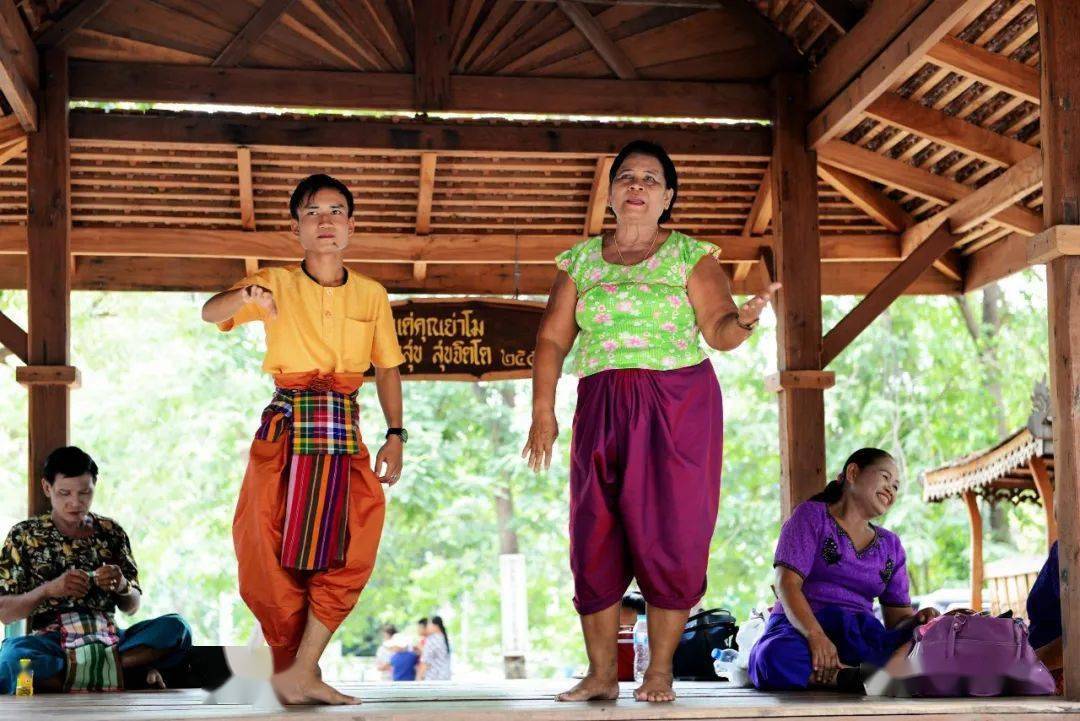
[0,514,141,631]
[556,230,722,377]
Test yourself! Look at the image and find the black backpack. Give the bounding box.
[672,608,739,681]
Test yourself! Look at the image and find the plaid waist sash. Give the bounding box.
[55,611,122,693]
[257,377,360,571]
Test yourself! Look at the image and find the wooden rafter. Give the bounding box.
[745,167,773,236]
[817,141,1042,237]
[585,155,613,236]
[808,0,987,149]
[416,152,437,236]
[948,151,1043,234]
[924,36,1040,105]
[557,0,638,79]
[899,152,1043,252]
[809,0,930,111]
[864,92,1037,168]
[0,0,38,131]
[964,231,1027,291]
[34,0,113,49]
[212,0,297,67]
[817,162,911,233]
[822,224,959,367]
[236,147,256,232]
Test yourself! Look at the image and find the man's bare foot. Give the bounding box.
[270,664,359,705]
[634,671,675,702]
[555,674,620,702]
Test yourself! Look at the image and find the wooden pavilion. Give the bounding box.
[922,381,1056,615]
[0,0,1079,716]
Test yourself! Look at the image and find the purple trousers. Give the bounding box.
[569,360,723,615]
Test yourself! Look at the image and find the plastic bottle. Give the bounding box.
[632,614,650,682]
[14,658,33,696]
[712,647,749,686]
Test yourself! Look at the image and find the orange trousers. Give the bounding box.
[233,372,386,672]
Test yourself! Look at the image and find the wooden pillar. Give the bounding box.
[1038,0,1080,699]
[25,49,71,517]
[1029,456,1057,548]
[962,491,984,611]
[771,73,827,518]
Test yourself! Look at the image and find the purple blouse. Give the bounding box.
[772,501,910,616]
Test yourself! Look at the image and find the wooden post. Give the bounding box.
[771,73,826,518]
[1037,1,1080,698]
[25,49,71,517]
[962,490,984,611]
[1029,456,1057,548]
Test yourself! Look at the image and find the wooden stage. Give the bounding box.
[2,680,1079,721]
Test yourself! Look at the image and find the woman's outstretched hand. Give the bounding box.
[738,282,781,327]
[522,411,559,472]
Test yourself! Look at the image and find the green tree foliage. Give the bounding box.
[0,270,1051,674]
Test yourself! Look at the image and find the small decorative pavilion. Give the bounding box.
[0,0,1079,715]
[922,382,1055,614]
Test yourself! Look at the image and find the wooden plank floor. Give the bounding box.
[2,680,1079,721]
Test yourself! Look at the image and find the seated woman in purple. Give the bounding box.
[748,448,939,691]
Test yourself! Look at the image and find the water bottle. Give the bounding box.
[632,614,650,682]
[15,658,33,696]
[712,647,749,686]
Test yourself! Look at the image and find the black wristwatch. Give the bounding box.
[386,427,408,444]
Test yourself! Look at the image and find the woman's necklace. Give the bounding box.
[612,226,660,266]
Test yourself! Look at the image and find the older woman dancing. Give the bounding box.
[523,140,780,703]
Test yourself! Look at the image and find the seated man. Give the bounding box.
[0,446,192,693]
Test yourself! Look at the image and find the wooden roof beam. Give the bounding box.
[808,0,990,149]
[69,62,771,120]
[557,0,638,79]
[415,152,436,235]
[822,224,959,366]
[948,151,1043,235]
[0,255,959,296]
[34,0,113,50]
[809,0,930,112]
[925,36,1040,105]
[0,308,26,363]
[0,0,38,131]
[414,0,450,110]
[213,0,297,67]
[0,228,908,264]
[585,155,614,236]
[68,110,772,157]
[818,140,1042,237]
[865,92,1037,168]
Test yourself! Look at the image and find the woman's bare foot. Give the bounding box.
[555,673,620,702]
[270,664,359,705]
[145,668,166,689]
[634,670,675,702]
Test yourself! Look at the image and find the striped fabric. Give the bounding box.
[58,611,121,693]
[281,454,351,570]
[257,382,359,571]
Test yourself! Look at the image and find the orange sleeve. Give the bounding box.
[216,267,277,332]
[370,288,405,369]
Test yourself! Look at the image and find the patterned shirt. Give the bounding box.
[555,231,721,377]
[217,264,406,375]
[772,501,910,617]
[0,514,141,631]
[420,632,451,680]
